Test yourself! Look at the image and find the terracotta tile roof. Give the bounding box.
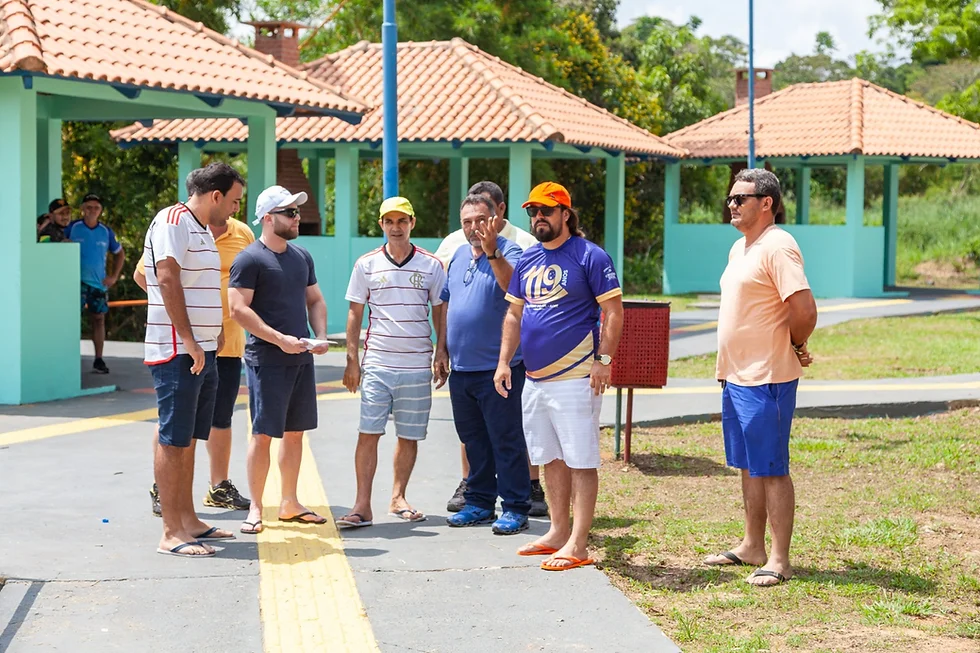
[665,78,980,160]
[111,38,684,158]
[0,0,366,116]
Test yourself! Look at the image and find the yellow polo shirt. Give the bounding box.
[137,217,254,358]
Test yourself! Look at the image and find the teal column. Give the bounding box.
[246,113,277,235]
[36,118,62,212]
[507,144,532,231]
[882,164,899,287]
[448,157,469,233]
[177,141,201,202]
[662,162,681,295]
[795,167,810,225]
[604,153,625,279]
[308,154,327,234]
[335,144,360,242]
[845,156,865,229]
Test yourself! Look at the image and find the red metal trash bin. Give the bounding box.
[608,300,670,463]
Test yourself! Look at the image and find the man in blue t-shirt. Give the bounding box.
[434,194,532,535]
[495,182,624,571]
[65,193,125,374]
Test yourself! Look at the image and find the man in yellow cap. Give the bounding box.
[495,181,624,571]
[337,197,447,527]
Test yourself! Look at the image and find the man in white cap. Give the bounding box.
[228,185,332,535]
[336,196,447,527]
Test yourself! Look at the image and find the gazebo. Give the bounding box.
[661,78,980,297]
[0,0,365,404]
[111,35,686,333]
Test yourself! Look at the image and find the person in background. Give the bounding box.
[38,198,71,242]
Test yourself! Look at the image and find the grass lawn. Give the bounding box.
[669,311,980,380]
[592,409,980,652]
[624,293,702,313]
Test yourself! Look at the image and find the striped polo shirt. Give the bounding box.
[345,244,446,371]
[142,203,222,365]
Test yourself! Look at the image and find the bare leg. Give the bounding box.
[390,437,420,515]
[460,443,470,479]
[529,460,540,482]
[243,433,272,531]
[547,468,598,566]
[518,459,571,554]
[279,431,319,519]
[180,441,228,536]
[206,427,232,487]
[92,313,105,360]
[155,443,210,554]
[343,433,380,523]
[704,470,768,566]
[748,475,795,585]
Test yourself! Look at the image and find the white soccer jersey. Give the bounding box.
[142,203,222,365]
[346,245,446,370]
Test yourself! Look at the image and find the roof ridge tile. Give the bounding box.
[0,0,44,72]
[849,77,864,154]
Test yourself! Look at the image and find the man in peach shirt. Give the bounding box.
[703,169,817,587]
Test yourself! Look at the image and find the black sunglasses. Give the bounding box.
[525,206,558,218]
[463,258,477,286]
[725,193,768,207]
[271,208,301,218]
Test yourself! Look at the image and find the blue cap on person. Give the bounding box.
[253,185,308,225]
[378,196,415,219]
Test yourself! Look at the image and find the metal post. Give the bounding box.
[614,387,622,459]
[747,0,756,169]
[382,0,398,198]
[624,388,634,465]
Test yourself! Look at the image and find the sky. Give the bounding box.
[616,0,890,67]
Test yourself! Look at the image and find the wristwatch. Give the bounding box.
[596,354,612,366]
[487,248,501,260]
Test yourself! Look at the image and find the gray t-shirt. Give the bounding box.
[229,240,317,366]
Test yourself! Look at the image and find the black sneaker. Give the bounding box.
[93,358,109,374]
[446,479,467,513]
[204,479,251,510]
[150,483,161,518]
[529,482,549,517]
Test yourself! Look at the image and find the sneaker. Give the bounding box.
[446,479,467,513]
[492,511,529,535]
[446,505,495,527]
[93,358,109,374]
[150,483,161,518]
[204,479,251,510]
[529,483,549,517]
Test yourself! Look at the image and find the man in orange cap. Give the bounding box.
[494,182,624,571]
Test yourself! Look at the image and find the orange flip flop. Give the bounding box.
[517,543,558,557]
[541,556,595,571]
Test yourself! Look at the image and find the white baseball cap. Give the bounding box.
[253,185,308,225]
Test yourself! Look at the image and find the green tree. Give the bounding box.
[773,31,854,89]
[148,0,243,34]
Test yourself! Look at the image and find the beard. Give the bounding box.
[273,219,299,241]
[533,220,559,243]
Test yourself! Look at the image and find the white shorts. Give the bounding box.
[521,376,602,469]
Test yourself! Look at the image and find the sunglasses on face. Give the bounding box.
[525,206,557,218]
[725,193,768,207]
[271,208,301,218]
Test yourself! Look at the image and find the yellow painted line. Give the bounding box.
[671,321,718,333]
[816,298,912,313]
[248,409,379,653]
[0,407,160,447]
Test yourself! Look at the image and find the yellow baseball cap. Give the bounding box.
[379,196,415,218]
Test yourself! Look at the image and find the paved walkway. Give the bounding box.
[2,293,979,652]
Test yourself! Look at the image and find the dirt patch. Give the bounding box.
[909,258,979,289]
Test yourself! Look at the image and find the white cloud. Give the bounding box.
[617,0,889,66]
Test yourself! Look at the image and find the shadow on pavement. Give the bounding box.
[0,580,43,650]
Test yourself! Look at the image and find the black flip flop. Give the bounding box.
[240,520,264,534]
[705,550,744,566]
[748,569,789,586]
[278,510,327,524]
[336,513,373,528]
[194,526,236,541]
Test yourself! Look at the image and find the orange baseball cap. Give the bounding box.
[522,182,572,208]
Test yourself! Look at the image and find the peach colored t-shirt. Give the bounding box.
[715,225,810,386]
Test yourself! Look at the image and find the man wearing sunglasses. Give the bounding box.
[433,194,531,535]
[494,182,624,571]
[228,185,332,535]
[704,169,817,587]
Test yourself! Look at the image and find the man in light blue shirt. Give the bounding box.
[65,193,125,374]
[433,194,531,535]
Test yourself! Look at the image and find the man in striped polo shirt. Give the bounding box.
[143,162,244,558]
[337,197,447,527]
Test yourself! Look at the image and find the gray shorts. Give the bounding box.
[359,366,433,440]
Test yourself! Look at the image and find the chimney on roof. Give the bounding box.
[735,68,774,106]
[249,21,303,68]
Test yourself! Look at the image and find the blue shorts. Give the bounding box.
[81,283,108,315]
[722,379,798,477]
[150,352,218,448]
[246,363,317,438]
[211,357,243,429]
[359,366,432,441]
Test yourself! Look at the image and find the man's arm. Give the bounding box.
[786,289,818,366]
[106,248,125,288]
[493,302,524,398]
[433,300,449,388]
[589,294,624,395]
[305,283,330,354]
[487,257,514,292]
[343,302,365,392]
[134,268,147,292]
[156,257,204,373]
[228,287,306,354]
